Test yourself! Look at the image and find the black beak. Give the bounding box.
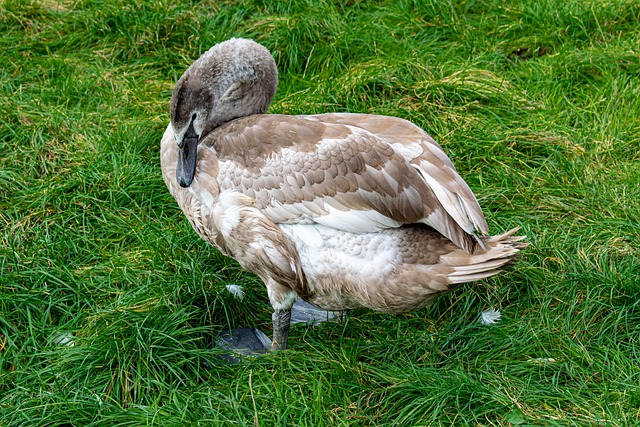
[176,121,199,188]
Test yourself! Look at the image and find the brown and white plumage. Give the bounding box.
[161,38,526,350]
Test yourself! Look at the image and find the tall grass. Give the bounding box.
[1,0,639,425]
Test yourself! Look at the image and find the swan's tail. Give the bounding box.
[443,227,528,284]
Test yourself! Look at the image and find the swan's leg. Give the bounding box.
[271,309,292,351]
[266,278,297,351]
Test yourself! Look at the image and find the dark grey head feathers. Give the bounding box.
[170,38,278,140]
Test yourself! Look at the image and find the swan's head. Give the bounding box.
[170,38,278,187]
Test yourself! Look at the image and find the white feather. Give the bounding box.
[213,190,244,239]
[279,223,324,248]
[480,308,501,325]
[51,331,75,347]
[314,205,402,233]
[390,142,423,160]
[225,284,245,300]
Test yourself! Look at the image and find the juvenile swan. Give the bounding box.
[161,38,526,351]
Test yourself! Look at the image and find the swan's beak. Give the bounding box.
[176,122,199,188]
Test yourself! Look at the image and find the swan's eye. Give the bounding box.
[191,113,197,121]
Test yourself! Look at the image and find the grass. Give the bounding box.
[1,0,639,425]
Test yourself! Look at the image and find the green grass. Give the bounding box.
[1,0,639,425]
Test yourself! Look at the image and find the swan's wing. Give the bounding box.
[201,114,484,252]
[309,113,489,239]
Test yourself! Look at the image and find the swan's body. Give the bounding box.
[161,38,526,350]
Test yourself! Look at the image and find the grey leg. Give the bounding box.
[271,309,292,351]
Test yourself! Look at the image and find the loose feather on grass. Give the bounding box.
[226,284,246,301]
[480,308,501,325]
